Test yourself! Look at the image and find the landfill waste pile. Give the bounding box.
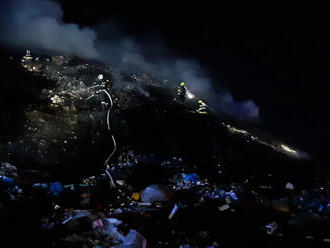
[0,50,328,247]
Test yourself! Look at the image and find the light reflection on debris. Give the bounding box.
[280,144,297,155]
[223,122,309,159]
[225,124,249,136]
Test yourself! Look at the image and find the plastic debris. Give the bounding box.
[182,173,199,184]
[82,176,97,185]
[218,204,230,212]
[198,188,238,201]
[141,184,172,203]
[0,175,15,184]
[265,222,277,234]
[285,182,294,190]
[33,183,49,189]
[168,204,179,219]
[225,190,238,201]
[49,181,63,196]
[92,219,104,229]
[61,213,147,248]
[137,202,152,207]
[64,184,75,190]
[103,218,147,248]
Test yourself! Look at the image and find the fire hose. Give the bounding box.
[86,88,117,187]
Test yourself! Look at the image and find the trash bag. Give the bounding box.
[182,173,199,184]
[103,218,147,248]
[141,184,173,203]
[62,214,147,248]
[49,181,63,196]
[0,175,15,184]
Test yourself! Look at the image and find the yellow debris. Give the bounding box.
[131,192,140,201]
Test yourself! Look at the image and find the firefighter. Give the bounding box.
[101,79,111,88]
[21,49,33,63]
[196,99,207,114]
[177,82,187,102]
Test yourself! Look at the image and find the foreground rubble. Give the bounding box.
[1,149,330,247]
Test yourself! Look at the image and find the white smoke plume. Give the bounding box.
[0,0,99,59]
[97,38,259,119]
[0,0,259,119]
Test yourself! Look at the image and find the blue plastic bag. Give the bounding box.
[182,173,199,183]
[0,175,15,184]
[49,181,63,196]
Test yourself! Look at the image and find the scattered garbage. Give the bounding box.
[1,152,330,247]
[0,162,17,185]
[265,222,277,234]
[1,51,329,247]
[173,172,208,190]
[197,188,238,201]
[102,218,147,248]
[0,162,17,178]
[59,211,147,248]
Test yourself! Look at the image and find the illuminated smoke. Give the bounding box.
[0,0,99,59]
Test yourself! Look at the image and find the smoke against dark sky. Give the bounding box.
[0,0,99,59]
[0,0,259,119]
